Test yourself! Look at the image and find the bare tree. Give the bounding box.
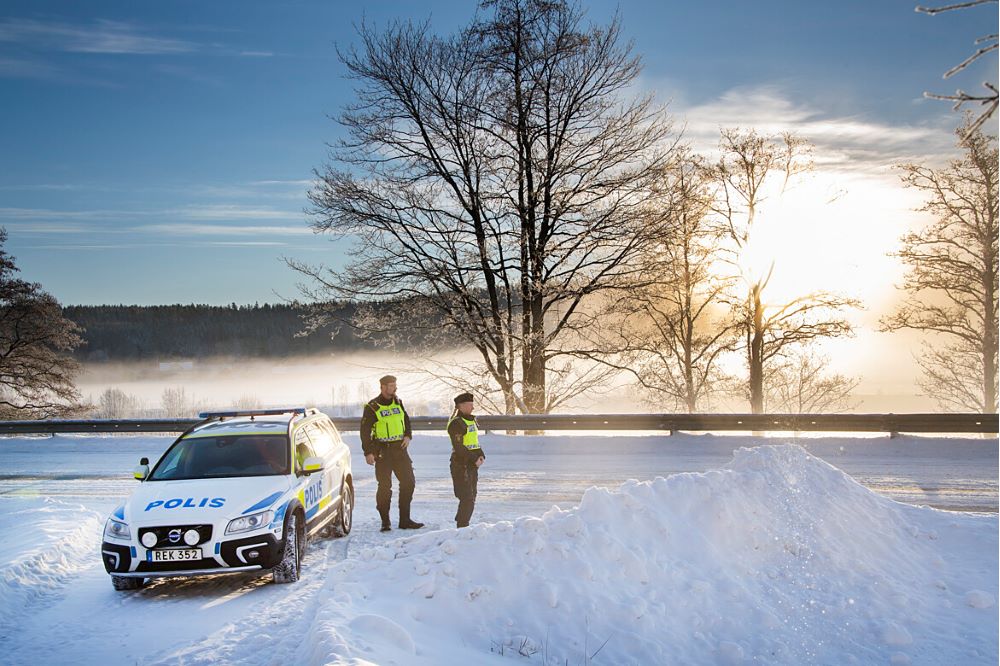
[709,129,861,413]
[763,349,859,414]
[94,388,142,419]
[161,387,191,418]
[572,151,739,411]
[232,393,262,411]
[0,229,85,419]
[295,0,676,414]
[882,119,998,412]
[916,0,998,136]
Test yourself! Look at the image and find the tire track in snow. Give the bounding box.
[145,511,387,665]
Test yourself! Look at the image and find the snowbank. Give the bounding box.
[295,445,997,665]
[0,497,104,641]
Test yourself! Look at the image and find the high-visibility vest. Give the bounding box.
[371,399,406,442]
[447,414,480,450]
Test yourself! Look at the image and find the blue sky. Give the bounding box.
[0,0,995,306]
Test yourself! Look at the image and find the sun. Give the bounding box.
[730,170,921,311]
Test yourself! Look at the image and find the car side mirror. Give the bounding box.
[301,456,324,476]
[134,458,150,481]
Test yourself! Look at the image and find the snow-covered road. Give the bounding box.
[0,433,996,664]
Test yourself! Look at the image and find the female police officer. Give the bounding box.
[447,392,485,528]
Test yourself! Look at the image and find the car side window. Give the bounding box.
[293,427,316,472]
[304,422,333,458]
[320,420,344,448]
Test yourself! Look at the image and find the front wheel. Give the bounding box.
[273,512,303,584]
[111,575,145,591]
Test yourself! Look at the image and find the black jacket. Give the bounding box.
[360,394,413,455]
[448,414,486,466]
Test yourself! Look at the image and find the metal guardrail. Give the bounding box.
[0,413,995,435]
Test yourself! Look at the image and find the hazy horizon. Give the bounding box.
[76,352,939,416]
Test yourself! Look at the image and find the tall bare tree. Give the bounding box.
[710,129,860,413]
[917,0,998,136]
[882,120,998,412]
[0,229,85,419]
[295,0,675,413]
[573,151,739,411]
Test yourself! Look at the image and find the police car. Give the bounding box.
[101,407,353,590]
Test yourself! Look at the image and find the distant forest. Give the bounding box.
[64,303,376,361]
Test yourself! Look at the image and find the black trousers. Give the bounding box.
[374,444,415,524]
[450,458,479,527]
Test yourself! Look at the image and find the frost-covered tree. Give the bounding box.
[709,129,860,414]
[95,388,142,419]
[0,229,85,419]
[295,0,676,414]
[762,350,859,414]
[161,387,190,418]
[917,0,998,136]
[882,120,998,412]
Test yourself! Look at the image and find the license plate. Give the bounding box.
[149,548,202,562]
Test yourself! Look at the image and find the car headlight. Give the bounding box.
[226,510,274,535]
[104,518,131,541]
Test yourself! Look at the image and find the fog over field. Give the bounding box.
[75,352,938,418]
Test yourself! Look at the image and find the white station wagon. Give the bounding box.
[101,407,353,590]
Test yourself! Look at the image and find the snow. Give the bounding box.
[0,434,996,665]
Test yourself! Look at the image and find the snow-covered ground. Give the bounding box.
[0,433,996,664]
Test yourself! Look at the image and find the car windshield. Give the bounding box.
[149,434,290,480]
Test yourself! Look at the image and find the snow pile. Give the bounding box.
[0,497,104,641]
[297,445,996,665]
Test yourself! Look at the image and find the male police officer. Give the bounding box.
[447,392,485,528]
[360,375,424,531]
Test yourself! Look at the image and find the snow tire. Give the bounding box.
[273,511,303,584]
[332,479,353,537]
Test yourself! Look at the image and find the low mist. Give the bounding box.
[76,350,936,419]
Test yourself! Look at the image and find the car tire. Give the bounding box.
[273,511,303,584]
[111,575,145,591]
[332,479,353,537]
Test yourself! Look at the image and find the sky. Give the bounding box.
[0,0,997,399]
[0,0,995,305]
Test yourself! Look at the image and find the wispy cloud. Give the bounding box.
[140,223,313,236]
[170,204,305,221]
[0,18,196,55]
[676,85,957,174]
[0,56,59,79]
[0,221,100,234]
[0,207,151,220]
[208,241,287,246]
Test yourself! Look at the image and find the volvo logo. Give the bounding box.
[168,529,182,544]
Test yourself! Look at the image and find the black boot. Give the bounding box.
[379,511,391,532]
[399,503,423,529]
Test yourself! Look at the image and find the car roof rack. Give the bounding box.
[197,407,310,420]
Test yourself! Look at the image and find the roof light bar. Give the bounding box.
[198,408,308,419]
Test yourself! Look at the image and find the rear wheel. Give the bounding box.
[273,512,303,584]
[333,479,353,537]
[111,575,145,591]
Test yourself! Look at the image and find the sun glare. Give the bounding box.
[731,171,923,309]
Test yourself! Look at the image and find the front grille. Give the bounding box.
[138,524,213,548]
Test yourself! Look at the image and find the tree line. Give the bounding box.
[62,302,379,361]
